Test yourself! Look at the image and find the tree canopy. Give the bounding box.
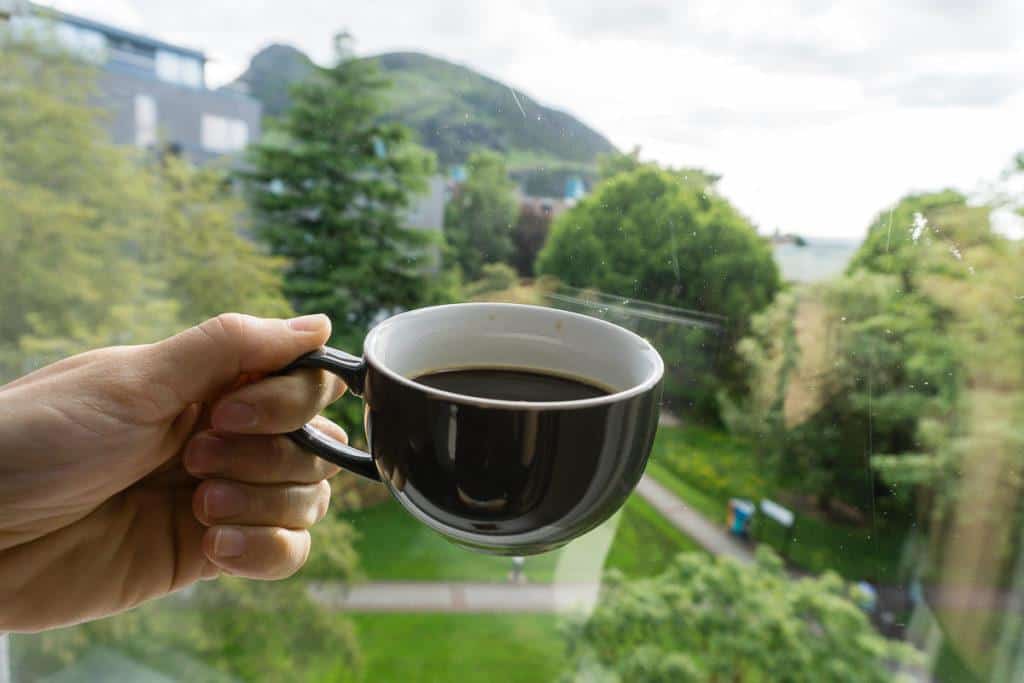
[561,549,921,683]
[537,165,779,417]
[444,149,519,281]
[0,35,290,380]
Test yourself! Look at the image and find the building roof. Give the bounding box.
[29,1,206,60]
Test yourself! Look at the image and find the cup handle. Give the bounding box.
[277,346,381,482]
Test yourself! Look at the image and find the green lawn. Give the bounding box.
[649,424,907,582]
[328,494,698,583]
[351,613,564,683]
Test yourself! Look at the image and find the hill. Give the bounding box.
[232,46,615,172]
[230,43,315,119]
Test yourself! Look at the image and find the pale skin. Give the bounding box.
[0,313,351,632]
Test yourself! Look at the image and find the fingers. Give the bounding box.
[184,417,345,484]
[145,313,332,406]
[192,479,331,529]
[203,526,311,580]
[210,368,346,434]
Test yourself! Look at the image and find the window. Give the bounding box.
[200,114,248,153]
[9,17,107,62]
[54,22,106,62]
[4,4,1024,683]
[133,94,157,148]
[155,50,203,88]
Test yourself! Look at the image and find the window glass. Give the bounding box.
[201,113,247,152]
[55,22,106,61]
[134,94,157,148]
[156,49,203,87]
[2,3,1023,683]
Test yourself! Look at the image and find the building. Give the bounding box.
[0,1,261,164]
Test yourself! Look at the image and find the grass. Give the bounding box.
[351,613,564,683]
[332,493,698,583]
[649,423,907,582]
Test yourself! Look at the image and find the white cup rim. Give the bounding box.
[363,302,665,410]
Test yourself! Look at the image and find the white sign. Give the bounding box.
[760,499,795,527]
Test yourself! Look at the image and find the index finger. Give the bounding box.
[211,367,346,434]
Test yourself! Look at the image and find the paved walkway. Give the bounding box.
[634,476,754,563]
[309,581,602,613]
[308,473,751,612]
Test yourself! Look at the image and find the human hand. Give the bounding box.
[0,313,348,632]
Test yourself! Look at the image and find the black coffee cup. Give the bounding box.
[278,303,664,555]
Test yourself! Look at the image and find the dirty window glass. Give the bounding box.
[3,2,1023,682]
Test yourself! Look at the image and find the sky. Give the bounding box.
[45,0,1024,239]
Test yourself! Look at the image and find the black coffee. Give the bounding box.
[414,367,610,402]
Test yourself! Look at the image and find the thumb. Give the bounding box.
[145,313,332,405]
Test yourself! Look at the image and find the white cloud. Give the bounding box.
[36,0,1024,238]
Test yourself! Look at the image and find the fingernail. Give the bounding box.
[205,484,246,519]
[184,435,223,475]
[288,314,328,332]
[213,528,246,558]
[213,401,258,430]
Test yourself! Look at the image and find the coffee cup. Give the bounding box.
[278,303,664,555]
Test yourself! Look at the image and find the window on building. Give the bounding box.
[9,16,106,62]
[134,94,157,148]
[200,114,248,153]
[55,22,106,62]
[155,50,203,88]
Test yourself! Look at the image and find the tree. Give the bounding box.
[722,273,956,516]
[243,33,442,334]
[537,166,779,417]
[0,33,291,380]
[846,189,992,289]
[144,156,294,325]
[510,203,552,276]
[3,30,363,681]
[444,149,519,280]
[561,549,921,683]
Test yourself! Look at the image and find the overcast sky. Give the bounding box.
[46,0,1024,238]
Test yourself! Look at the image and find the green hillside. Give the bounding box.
[233,45,615,173]
[372,51,615,166]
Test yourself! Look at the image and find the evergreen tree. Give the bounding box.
[243,34,440,333]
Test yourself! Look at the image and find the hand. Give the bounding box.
[0,313,348,632]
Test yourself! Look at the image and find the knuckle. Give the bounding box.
[299,485,323,527]
[269,528,307,578]
[271,436,293,479]
[316,480,332,521]
[207,312,247,341]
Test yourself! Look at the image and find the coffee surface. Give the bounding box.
[413,367,609,402]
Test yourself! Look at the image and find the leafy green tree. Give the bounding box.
[596,145,643,181]
[0,35,177,378]
[4,31,363,682]
[561,549,921,683]
[145,156,294,325]
[243,33,441,333]
[846,189,990,288]
[537,166,779,416]
[510,203,553,276]
[444,149,519,280]
[723,273,956,516]
[874,230,1024,678]
[0,34,292,380]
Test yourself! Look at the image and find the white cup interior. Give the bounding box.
[363,303,663,407]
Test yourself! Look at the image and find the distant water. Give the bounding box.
[773,238,860,283]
